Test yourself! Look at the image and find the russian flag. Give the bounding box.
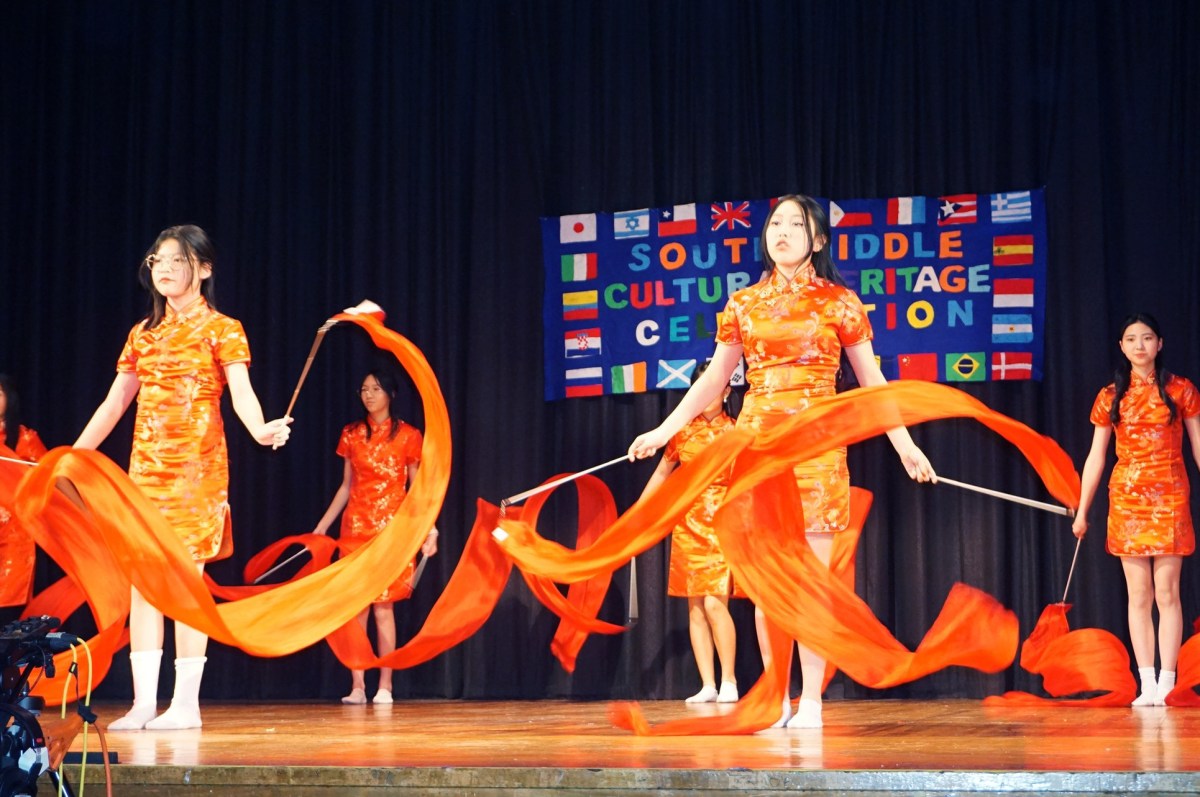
[564,367,603,398]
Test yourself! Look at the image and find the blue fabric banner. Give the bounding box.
[542,189,1047,400]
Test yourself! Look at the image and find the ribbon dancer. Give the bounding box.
[74,225,292,730]
[629,195,935,729]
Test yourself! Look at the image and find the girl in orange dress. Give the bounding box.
[630,195,935,729]
[0,375,48,609]
[637,361,740,705]
[1072,313,1200,706]
[75,225,293,731]
[312,369,438,705]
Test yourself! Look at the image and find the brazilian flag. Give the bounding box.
[945,352,985,382]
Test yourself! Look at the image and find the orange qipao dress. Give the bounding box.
[716,264,872,533]
[0,425,48,605]
[118,298,249,561]
[335,418,423,603]
[663,411,740,597]
[1089,373,1200,557]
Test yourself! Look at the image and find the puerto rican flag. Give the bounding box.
[991,351,1033,380]
[938,194,978,225]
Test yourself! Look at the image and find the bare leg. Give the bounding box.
[685,597,718,702]
[373,602,396,703]
[1122,556,1157,706]
[755,606,791,726]
[1153,556,1183,705]
[145,564,209,730]
[341,607,370,704]
[702,594,738,701]
[789,533,834,729]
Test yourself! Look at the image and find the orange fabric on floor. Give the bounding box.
[983,603,1137,706]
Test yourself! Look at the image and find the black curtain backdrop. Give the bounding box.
[1,0,1198,703]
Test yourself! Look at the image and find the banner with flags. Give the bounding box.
[542,189,1047,400]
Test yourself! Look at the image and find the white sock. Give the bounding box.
[1132,666,1157,707]
[685,684,719,704]
[786,697,823,729]
[1154,670,1176,706]
[717,681,739,703]
[769,696,793,728]
[107,650,163,731]
[145,656,205,730]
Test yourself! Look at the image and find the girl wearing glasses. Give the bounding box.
[312,369,439,705]
[75,224,292,730]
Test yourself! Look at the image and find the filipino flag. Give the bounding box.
[991,351,1034,380]
[886,197,926,225]
[992,278,1034,308]
[610,362,647,394]
[564,367,603,398]
[829,200,873,227]
[658,204,697,237]
[559,213,597,243]
[993,235,1034,266]
[561,290,598,321]
[992,314,1034,344]
[564,328,602,358]
[560,253,597,283]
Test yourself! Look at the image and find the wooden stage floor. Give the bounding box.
[57,698,1200,795]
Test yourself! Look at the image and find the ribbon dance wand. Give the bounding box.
[937,476,1075,517]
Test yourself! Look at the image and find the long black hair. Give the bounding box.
[0,374,21,450]
[1110,312,1176,425]
[359,369,404,441]
[691,360,740,419]
[759,194,846,287]
[140,224,218,330]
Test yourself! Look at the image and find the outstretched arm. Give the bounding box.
[628,343,741,460]
[844,340,936,482]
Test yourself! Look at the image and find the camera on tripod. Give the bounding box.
[0,616,82,797]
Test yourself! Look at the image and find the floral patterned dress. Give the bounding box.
[1089,372,1200,556]
[716,264,872,534]
[335,417,423,603]
[118,297,249,561]
[663,411,740,597]
[0,425,48,605]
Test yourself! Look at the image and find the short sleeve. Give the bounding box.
[116,322,144,372]
[1175,377,1200,418]
[837,290,873,347]
[715,298,742,347]
[335,424,356,459]
[216,317,251,366]
[404,425,423,465]
[663,432,682,464]
[1089,386,1114,427]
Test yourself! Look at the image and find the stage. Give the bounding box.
[52,699,1200,795]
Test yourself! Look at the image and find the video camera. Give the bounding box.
[0,616,82,797]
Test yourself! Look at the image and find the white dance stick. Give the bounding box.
[251,547,312,584]
[499,455,629,509]
[0,455,35,467]
[1061,535,1083,604]
[938,476,1074,517]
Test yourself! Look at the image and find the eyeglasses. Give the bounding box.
[359,386,386,395]
[142,255,190,272]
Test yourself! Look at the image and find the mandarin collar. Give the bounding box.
[164,296,209,325]
[769,263,816,293]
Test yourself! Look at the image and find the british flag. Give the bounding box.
[710,201,752,231]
